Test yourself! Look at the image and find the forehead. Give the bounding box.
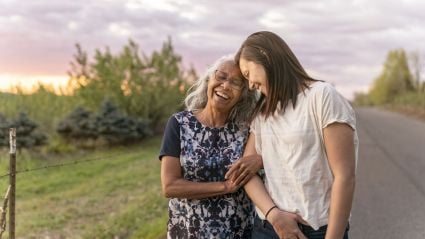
[238,58,250,70]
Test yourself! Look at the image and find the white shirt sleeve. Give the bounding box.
[318,83,357,131]
[249,116,262,155]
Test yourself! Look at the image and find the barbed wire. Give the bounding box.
[0,151,138,179]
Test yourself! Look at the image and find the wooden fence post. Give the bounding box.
[9,128,16,239]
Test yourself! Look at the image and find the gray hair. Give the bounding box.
[184,54,258,125]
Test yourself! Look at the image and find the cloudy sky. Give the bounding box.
[1,0,424,99]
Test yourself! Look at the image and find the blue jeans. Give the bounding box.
[252,215,349,239]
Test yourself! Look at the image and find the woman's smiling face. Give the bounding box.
[207,61,244,113]
[239,57,268,97]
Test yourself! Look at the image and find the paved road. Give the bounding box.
[350,107,425,239]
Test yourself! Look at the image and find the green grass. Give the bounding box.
[0,136,167,238]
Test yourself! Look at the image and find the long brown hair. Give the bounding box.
[235,31,318,119]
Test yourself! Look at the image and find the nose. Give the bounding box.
[221,80,231,90]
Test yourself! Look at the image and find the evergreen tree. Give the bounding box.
[0,113,48,148]
[57,101,151,147]
[57,106,98,141]
[96,100,150,144]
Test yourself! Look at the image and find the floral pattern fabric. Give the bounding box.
[162,111,254,239]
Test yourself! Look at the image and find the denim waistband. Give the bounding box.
[258,216,349,233]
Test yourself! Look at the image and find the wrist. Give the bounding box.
[267,207,280,224]
[219,182,228,194]
[265,205,278,221]
[222,181,233,194]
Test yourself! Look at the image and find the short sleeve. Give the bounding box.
[249,116,262,155]
[319,84,357,131]
[158,115,181,160]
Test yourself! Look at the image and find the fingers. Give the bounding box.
[238,174,252,186]
[223,179,238,193]
[225,154,261,180]
[233,170,248,186]
[224,162,239,180]
[230,166,246,183]
[237,170,256,186]
[296,230,307,239]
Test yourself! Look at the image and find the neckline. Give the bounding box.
[189,110,230,130]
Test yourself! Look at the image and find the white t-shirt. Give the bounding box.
[251,81,359,230]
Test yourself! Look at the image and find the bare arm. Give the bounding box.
[241,133,274,214]
[323,123,356,239]
[160,156,238,199]
[242,133,307,239]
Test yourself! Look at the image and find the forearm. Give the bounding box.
[163,179,228,199]
[244,175,276,216]
[326,176,355,239]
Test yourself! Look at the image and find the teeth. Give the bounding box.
[216,91,229,99]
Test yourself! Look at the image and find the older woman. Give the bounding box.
[159,55,260,238]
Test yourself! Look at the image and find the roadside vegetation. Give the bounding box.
[354,49,425,121]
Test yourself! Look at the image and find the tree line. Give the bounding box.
[0,38,196,150]
[354,49,424,107]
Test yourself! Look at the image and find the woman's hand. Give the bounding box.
[223,178,240,194]
[225,154,263,187]
[161,156,243,199]
[268,209,307,239]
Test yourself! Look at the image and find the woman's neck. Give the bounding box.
[196,105,228,128]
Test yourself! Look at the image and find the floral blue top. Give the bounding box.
[159,111,254,239]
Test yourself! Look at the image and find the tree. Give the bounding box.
[68,38,195,131]
[369,49,415,104]
[57,101,151,147]
[96,100,150,144]
[57,106,98,141]
[0,113,48,148]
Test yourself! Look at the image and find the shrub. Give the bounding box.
[57,101,151,147]
[0,113,48,148]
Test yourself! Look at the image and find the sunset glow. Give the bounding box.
[0,74,69,94]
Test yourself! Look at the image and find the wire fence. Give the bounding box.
[0,128,151,238]
[0,151,134,180]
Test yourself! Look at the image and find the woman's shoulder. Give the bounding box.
[171,110,193,122]
[307,81,342,99]
[308,81,334,92]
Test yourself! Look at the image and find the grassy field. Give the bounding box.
[0,136,167,239]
